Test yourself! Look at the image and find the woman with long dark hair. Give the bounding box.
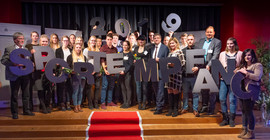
[236,49,263,139]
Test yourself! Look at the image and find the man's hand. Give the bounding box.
[206,65,210,71]
[192,67,199,73]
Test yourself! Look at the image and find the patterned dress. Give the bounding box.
[165,49,185,91]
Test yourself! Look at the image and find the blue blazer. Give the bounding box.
[150,43,169,59]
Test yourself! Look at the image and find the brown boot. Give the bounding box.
[238,127,247,138]
[78,105,83,112]
[242,130,255,139]
[74,105,79,113]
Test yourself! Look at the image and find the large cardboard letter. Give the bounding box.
[73,62,94,85]
[193,69,219,93]
[106,53,125,74]
[45,58,70,83]
[88,51,106,72]
[159,57,182,83]
[9,49,33,76]
[134,59,158,82]
[211,59,235,86]
[231,71,259,100]
[185,49,205,74]
[33,46,55,70]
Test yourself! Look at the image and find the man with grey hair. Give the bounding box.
[1,32,35,119]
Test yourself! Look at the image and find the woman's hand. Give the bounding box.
[105,70,110,75]
[239,68,248,75]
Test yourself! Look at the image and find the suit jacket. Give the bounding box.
[1,45,29,81]
[197,38,221,67]
[150,43,169,59]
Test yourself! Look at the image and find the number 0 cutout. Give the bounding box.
[115,19,131,38]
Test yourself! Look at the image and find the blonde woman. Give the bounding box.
[75,36,85,50]
[83,36,101,109]
[67,43,87,113]
[166,37,185,117]
[50,33,60,51]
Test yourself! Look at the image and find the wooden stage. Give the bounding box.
[0,104,270,140]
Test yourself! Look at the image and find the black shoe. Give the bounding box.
[154,110,162,115]
[23,111,35,116]
[200,106,208,113]
[88,105,94,110]
[120,104,127,108]
[207,110,214,115]
[12,114,18,119]
[47,107,51,113]
[150,108,157,111]
[94,103,99,109]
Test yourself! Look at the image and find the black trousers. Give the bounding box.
[119,72,132,105]
[84,74,102,106]
[10,75,30,115]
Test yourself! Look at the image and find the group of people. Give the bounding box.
[1,25,263,139]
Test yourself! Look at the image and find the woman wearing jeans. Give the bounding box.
[133,35,149,110]
[219,37,242,127]
[67,43,87,113]
[236,49,263,139]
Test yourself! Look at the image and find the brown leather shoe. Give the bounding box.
[181,109,188,114]
[193,111,200,117]
[78,105,83,112]
[74,105,79,113]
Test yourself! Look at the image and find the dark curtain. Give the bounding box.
[22,2,221,42]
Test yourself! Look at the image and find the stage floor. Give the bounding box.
[0,104,270,140]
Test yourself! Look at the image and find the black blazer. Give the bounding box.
[55,47,72,60]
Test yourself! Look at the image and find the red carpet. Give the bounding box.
[86,111,143,140]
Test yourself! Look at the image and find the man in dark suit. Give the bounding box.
[196,26,221,114]
[1,32,35,119]
[151,33,169,114]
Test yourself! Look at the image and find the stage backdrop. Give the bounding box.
[22,2,221,42]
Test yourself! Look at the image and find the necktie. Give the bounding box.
[154,46,158,59]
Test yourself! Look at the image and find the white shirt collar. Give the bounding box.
[15,45,23,49]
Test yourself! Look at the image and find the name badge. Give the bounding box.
[144,51,148,55]
[208,50,213,53]
[123,56,129,60]
[172,54,177,57]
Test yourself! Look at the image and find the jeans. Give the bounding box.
[219,80,237,113]
[72,76,86,106]
[100,73,117,104]
[239,99,255,130]
[182,77,199,111]
[135,81,148,103]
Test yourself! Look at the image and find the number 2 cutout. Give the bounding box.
[90,17,106,36]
